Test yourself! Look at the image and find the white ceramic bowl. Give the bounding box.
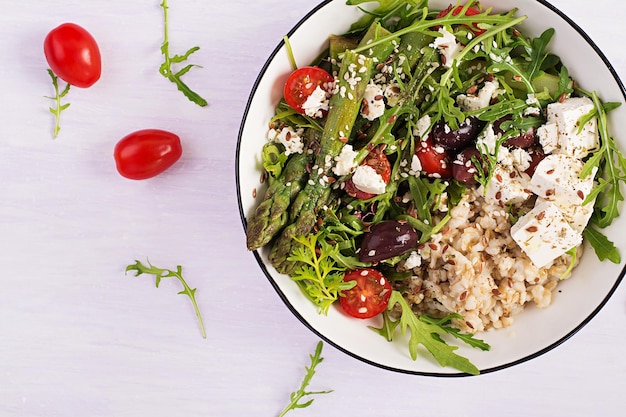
[236,0,626,376]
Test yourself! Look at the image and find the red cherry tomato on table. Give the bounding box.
[44,23,101,88]
[284,66,334,114]
[114,129,182,180]
[415,137,453,179]
[340,268,392,319]
[435,4,485,35]
[344,145,392,200]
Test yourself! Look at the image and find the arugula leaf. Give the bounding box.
[369,310,400,341]
[487,29,556,96]
[277,341,332,417]
[382,291,484,375]
[126,259,206,338]
[288,232,355,315]
[583,226,621,263]
[525,28,555,83]
[45,69,71,139]
[419,314,491,351]
[582,92,626,231]
[159,0,207,107]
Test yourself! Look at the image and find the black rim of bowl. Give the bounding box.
[235,0,626,377]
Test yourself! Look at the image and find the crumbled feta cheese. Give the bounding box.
[511,200,582,268]
[332,144,358,176]
[508,148,532,172]
[524,106,541,117]
[404,251,422,269]
[360,82,386,121]
[456,80,500,112]
[430,27,463,68]
[384,83,401,107]
[267,126,304,155]
[410,154,422,175]
[301,86,330,118]
[413,114,431,139]
[526,93,540,106]
[476,124,499,155]
[537,96,599,158]
[352,165,387,195]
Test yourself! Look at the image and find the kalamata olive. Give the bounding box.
[431,117,482,150]
[494,115,537,149]
[359,220,419,263]
[452,147,484,185]
[492,114,512,135]
[503,127,537,148]
[524,145,545,177]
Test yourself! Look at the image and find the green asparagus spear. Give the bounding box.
[269,50,374,274]
[246,151,310,251]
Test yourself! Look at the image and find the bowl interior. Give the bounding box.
[237,0,626,375]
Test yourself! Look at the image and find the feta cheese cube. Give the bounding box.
[483,165,531,205]
[529,154,596,207]
[537,96,599,158]
[536,197,595,233]
[537,122,558,154]
[511,200,582,268]
[352,165,387,195]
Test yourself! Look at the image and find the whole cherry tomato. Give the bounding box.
[340,268,392,319]
[44,23,102,88]
[283,66,334,114]
[344,145,392,200]
[114,129,182,180]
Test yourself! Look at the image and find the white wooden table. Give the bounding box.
[1,1,624,416]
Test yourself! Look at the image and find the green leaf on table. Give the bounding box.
[126,259,206,338]
[277,341,333,417]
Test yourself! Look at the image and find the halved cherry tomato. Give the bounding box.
[435,4,485,35]
[44,23,101,88]
[344,145,391,199]
[416,137,453,179]
[114,129,182,180]
[340,268,392,319]
[284,66,334,114]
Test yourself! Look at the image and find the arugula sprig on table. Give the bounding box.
[126,259,206,338]
[45,69,71,139]
[277,341,332,417]
[158,0,207,107]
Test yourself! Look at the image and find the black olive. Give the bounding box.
[431,117,482,150]
[503,127,537,149]
[452,147,484,185]
[524,145,545,177]
[359,220,419,263]
[494,115,537,149]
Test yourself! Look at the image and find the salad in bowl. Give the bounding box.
[237,0,626,375]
